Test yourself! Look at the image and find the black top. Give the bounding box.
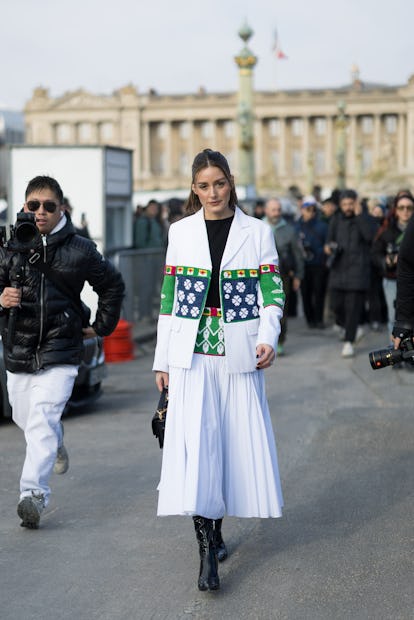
[205,215,234,308]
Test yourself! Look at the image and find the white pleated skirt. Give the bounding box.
[157,354,284,519]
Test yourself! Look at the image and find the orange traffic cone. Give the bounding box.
[103,319,135,362]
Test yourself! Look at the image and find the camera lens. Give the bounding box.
[369,347,402,369]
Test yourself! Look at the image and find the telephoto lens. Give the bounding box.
[369,346,403,369]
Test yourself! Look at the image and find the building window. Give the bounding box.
[361,116,373,134]
[314,118,326,136]
[385,115,397,134]
[56,123,71,143]
[223,121,234,139]
[362,148,372,171]
[291,149,302,174]
[78,122,92,142]
[291,118,303,137]
[153,152,165,175]
[179,151,189,175]
[179,122,190,139]
[271,150,279,172]
[201,121,213,139]
[268,119,280,137]
[157,122,167,140]
[100,122,113,141]
[315,149,325,174]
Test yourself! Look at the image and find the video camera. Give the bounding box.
[369,335,414,369]
[0,212,40,252]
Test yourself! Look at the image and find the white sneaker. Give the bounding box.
[355,326,365,342]
[342,342,355,358]
[53,444,69,475]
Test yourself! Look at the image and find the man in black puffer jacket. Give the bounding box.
[0,176,125,529]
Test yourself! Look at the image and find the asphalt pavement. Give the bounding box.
[0,318,412,620]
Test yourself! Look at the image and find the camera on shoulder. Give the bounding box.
[0,212,40,253]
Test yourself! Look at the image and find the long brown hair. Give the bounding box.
[184,149,238,215]
[375,190,414,240]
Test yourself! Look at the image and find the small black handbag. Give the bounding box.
[152,387,168,449]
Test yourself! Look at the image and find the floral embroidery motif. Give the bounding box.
[221,269,260,323]
[175,267,210,319]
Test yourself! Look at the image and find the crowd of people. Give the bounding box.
[257,188,414,358]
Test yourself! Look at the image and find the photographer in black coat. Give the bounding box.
[0,176,125,529]
[325,189,376,357]
[393,205,414,348]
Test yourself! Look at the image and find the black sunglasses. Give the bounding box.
[26,200,58,213]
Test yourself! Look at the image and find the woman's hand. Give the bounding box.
[256,344,275,369]
[155,371,169,391]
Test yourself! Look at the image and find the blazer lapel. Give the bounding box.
[221,206,250,269]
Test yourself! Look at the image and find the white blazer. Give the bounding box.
[153,206,284,374]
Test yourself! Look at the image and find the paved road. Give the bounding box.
[0,319,412,620]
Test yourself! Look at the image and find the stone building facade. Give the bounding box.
[24,69,414,198]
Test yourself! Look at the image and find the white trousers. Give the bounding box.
[157,354,284,520]
[7,365,78,505]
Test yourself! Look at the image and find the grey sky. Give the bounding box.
[2,0,413,110]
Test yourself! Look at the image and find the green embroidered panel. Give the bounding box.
[159,273,175,315]
[259,264,285,309]
[194,314,225,356]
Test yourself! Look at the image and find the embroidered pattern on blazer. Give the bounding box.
[160,265,211,319]
[221,269,260,323]
[158,263,284,321]
[258,264,285,310]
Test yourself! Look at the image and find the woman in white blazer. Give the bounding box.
[153,149,285,591]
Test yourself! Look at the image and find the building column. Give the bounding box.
[165,121,173,178]
[142,121,151,178]
[348,115,357,176]
[279,117,287,177]
[254,117,264,178]
[397,114,406,172]
[405,105,414,172]
[373,114,381,167]
[325,116,334,174]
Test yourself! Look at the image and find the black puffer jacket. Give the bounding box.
[0,217,125,373]
[326,211,376,291]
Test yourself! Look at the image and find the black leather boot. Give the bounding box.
[213,518,228,562]
[193,516,220,591]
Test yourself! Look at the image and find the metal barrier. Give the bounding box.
[108,248,165,324]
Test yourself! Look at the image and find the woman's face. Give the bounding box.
[395,197,414,225]
[192,166,233,220]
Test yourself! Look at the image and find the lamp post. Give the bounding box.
[234,21,257,199]
[335,100,348,190]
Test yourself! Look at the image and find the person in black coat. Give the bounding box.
[372,191,414,336]
[393,195,414,348]
[295,198,328,328]
[0,175,125,529]
[325,189,376,357]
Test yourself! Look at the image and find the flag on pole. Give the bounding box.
[272,28,288,60]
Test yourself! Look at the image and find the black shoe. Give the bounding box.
[213,518,228,562]
[193,516,220,591]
